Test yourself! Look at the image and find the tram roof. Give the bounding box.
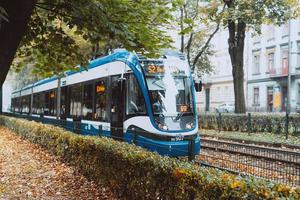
[12,49,187,94]
[12,50,140,94]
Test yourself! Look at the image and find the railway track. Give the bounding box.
[197,138,300,186]
[201,138,300,165]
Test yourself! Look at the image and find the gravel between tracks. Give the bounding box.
[0,126,118,200]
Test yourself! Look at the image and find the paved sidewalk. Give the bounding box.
[0,126,118,200]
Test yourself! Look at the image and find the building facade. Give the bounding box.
[196,19,300,113]
[247,20,300,113]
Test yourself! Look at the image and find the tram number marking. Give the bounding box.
[173,134,184,141]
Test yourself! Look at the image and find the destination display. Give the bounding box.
[143,63,185,76]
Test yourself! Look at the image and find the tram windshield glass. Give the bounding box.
[142,60,195,131]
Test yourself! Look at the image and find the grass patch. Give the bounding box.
[201,129,300,148]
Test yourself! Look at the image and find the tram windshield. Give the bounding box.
[143,60,195,131]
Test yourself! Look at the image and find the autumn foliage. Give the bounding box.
[0,116,299,199]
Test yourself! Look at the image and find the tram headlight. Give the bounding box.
[186,122,194,129]
[158,123,168,130]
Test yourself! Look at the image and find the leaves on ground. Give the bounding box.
[0,126,118,200]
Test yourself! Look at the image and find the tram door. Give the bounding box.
[111,76,125,140]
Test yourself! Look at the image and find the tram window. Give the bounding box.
[82,83,93,120]
[33,92,45,115]
[44,92,50,115]
[49,90,56,116]
[15,97,20,113]
[69,84,82,118]
[33,93,41,114]
[44,90,56,116]
[126,74,146,115]
[94,79,107,121]
[11,98,15,112]
[21,95,30,114]
[60,87,67,117]
[32,95,36,114]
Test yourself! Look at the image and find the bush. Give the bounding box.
[0,116,299,199]
[199,113,300,135]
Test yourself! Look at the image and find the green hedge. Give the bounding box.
[0,116,299,199]
[199,113,300,135]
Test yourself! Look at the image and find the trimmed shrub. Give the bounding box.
[0,116,299,199]
[199,113,300,135]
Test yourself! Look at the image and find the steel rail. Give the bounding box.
[201,138,300,165]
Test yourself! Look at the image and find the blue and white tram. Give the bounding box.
[10,49,201,157]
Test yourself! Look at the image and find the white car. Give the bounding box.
[215,103,235,113]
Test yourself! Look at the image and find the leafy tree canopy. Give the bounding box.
[201,0,299,32]
[13,0,179,77]
[175,0,221,77]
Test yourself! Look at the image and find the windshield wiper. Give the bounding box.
[175,112,184,121]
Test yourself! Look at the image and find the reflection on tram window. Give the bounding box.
[126,74,146,115]
[82,83,93,120]
[32,92,45,115]
[69,84,82,118]
[95,80,107,121]
[21,95,31,114]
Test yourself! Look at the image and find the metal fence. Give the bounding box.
[198,138,300,186]
[199,112,300,139]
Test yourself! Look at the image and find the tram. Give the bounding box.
[10,49,201,157]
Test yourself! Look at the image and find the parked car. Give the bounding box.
[215,103,235,113]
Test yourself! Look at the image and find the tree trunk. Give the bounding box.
[0,85,2,114]
[0,0,37,86]
[225,0,246,114]
[180,7,184,53]
[227,19,246,113]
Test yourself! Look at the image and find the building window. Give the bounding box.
[298,84,300,104]
[267,52,275,74]
[297,43,300,69]
[252,34,261,44]
[253,87,259,105]
[253,53,260,74]
[281,46,288,75]
[266,26,275,41]
[267,86,273,112]
[282,22,289,37]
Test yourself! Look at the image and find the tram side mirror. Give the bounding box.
[194,81,202,92]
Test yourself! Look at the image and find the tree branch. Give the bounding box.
[186,32,194,67]
[191,3,226,71]
[191,24,220,71]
